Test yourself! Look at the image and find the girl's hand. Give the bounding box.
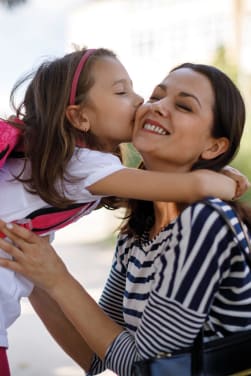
[221,166,251,199]
[0,220,68,292]
[191,169,236,202]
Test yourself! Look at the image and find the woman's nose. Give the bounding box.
[151,99,169,117]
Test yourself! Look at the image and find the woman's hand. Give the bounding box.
[0,220,69,292]
[221,165,251,199]
[0,220,124,361]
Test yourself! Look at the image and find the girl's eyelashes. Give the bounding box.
[148,96,162,102]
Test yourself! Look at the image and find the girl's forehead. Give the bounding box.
[92,56,131,84]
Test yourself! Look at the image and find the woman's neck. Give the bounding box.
[149,201,181,239]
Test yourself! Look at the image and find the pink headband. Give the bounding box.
[69,49,96,105]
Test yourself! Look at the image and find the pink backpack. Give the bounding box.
[0,119,23,167]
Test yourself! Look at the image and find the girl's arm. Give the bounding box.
[221,165,251,199]
[29,287,93,371]
[87,168,238,203]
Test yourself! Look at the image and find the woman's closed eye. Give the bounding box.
[176,103,192,112]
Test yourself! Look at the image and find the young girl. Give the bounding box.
[0,48,245,375]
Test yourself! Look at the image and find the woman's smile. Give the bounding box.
[143,119,169,136]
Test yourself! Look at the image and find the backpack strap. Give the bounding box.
[0,201,98,238]
[202,199,251,268]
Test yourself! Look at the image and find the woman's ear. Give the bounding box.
[65,105,90,132]
[201,137,229,160]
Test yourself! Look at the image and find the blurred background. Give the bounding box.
[0,0,250,375]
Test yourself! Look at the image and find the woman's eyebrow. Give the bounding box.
[156,84,202,108]
[178,91,201,108]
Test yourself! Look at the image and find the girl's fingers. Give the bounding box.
[221,166,251,199]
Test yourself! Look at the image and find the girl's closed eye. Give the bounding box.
[148,95,162,102]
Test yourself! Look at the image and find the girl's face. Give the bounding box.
[133,68,218,172]
[82,56,143,152]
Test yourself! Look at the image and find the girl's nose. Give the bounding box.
[135,94,144,108]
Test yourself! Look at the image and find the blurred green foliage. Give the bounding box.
[212,45,251,202]
[121,143,142,168]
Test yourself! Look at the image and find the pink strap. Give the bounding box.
[0,119,23,168]
[69,49,96,105]
[0,201,96,238]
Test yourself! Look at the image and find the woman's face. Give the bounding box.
[133,68,217,172]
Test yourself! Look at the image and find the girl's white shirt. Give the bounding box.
[0,147,125,347]
[0,147,125,222]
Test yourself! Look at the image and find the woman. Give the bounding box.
[0,63,250,376]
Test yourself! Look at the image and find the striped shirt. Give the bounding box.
[88,198,251,376]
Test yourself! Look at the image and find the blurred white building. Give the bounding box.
[66,0,251,98]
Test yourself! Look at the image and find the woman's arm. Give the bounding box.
[0,222,138,375]
[0,222,123,361]
[87,167,239,203]
[29,287,93,371]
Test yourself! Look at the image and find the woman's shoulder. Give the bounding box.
[183,197,235,221]
[176,198,238,245]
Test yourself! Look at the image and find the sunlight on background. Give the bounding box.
[1,0,251,375]
[0,0,250,191]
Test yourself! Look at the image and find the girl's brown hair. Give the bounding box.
[8,48,120,208]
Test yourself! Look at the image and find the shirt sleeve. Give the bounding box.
[63,148,126,202]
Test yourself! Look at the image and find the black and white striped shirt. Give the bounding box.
[88,198,251,376]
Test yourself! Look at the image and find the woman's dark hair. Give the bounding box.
[174,63,245,172]
[122,63,251,236]
[8,47,121,208]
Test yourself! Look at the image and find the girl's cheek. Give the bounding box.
[135,103,151,122]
